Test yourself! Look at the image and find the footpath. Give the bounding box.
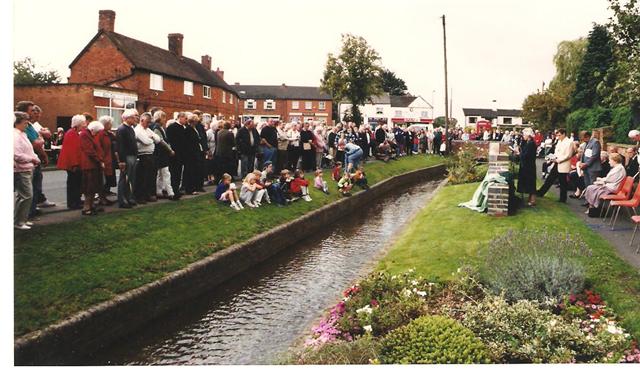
[535,159,640,270]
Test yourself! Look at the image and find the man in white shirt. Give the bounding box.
[553,128,574,203]
[135,112,171,203]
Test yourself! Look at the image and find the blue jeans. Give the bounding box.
[118,155,138,205]
[345,149,363,169]
[261,146,276,169]
[29,165,42,217]
[240,153,255,179]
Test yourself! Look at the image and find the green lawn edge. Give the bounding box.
[376,182,640,339]
[14,155,444,337]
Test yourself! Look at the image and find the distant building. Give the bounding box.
[235,84,332,124]
[15,9,240,130]
[338,93,433,127]
[463,108,526,129]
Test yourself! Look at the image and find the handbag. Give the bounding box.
[303,142,312,151]
[439,143,446,152]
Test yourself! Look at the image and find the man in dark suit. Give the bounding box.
[625,147,639,178]
[166,112,187,197]
[215,121,237,180]
[116,109,139,208]
[579,131,602,187]
[192,110,209,192]
[433,127,442,155]
[236,119,260,178]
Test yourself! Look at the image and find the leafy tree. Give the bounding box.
[521,90,568,133]
[570,24,615,110]
[14,57,61,85]
[434,116,457,127]
[548,39,588,97]
[321,34,384,125]
[381,69,408,96]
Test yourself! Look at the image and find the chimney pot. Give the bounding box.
[215,67,224,80]
[201,55,212,70]
[234,82,239,86]
[98,10,116,32]
[168,33,184,57]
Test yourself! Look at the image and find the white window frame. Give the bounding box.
[203,85,211,99]
[264,99,276,110]
[394,110,403,117]
[420,111,429,118]
[184,81,194,96]
[230,95,234,104]
[305,101,313,110]
[469,116,477,124]
[292,101,299,110]
[245,99,256,109]
[222,91,226,103]
[319,101,326,110]
[376,107,384,115]
[150,73,163,91]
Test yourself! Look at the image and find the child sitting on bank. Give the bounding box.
[262,163,287,206]
[290,169,313,202]
[332,161,342,182]
[278,169,294,202]
[337,171,353,197]
[353,167,370,190]
[314,169,330,194]
[240,173,264,208]
[215,173,243,210]
[252,169,271,204]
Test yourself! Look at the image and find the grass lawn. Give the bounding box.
[14,155,444,337]
[377,182,640,339]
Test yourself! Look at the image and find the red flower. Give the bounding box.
[371,299,379,307]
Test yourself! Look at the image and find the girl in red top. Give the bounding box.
[332,161,342,182]
[290,169,312,202]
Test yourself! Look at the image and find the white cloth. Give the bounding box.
[555,137,574,173]
[135,125,161,155]
[206,129,216,155]
[156,166,174,196]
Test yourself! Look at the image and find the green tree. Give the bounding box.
[381,69,408,96]
[548,38,588,98]
[434,116,457,127]
[320,34,384,125]
[521,90,569,133]
[570,24,615,110]
[14,57,61,85]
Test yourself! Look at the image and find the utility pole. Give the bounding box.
[442,14,449,135]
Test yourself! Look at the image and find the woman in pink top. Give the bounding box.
[14,112,40,230]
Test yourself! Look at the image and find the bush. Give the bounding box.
[566,107,613,134]
[481,229,591,302]
[612,106,634,143]
[335,271,436,338]
[446,143,486,185]
[379,315,490,364]
[283,335,381,364]
[461,295,630,363]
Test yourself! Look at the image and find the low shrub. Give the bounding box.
[461,295,631,363]
[283,335,381,364]
[481,229,592,302]
[446,143,486,185]
[612,106,634,143]
[379,315,490,364]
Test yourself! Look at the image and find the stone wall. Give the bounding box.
[14,164,446,365]
[486,142,511,217]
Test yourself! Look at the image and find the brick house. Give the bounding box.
[14,9,240,131]
[235,84,332,124]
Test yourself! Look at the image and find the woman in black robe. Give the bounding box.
[517,128,537,207]
[299,123,315,172]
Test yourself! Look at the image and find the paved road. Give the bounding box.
[40,169,121,212]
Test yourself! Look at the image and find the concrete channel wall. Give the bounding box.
[14,164,446,365]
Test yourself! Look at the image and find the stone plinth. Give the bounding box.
[487,142,510,217]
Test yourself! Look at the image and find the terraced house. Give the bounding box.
[15,9,240,130]
[235,84,332,124]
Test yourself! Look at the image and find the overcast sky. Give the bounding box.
[12,0,610,121]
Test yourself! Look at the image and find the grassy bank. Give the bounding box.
[14,155,444,337]
[377,182,640,338]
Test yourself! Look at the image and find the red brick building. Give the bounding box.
[14,9,240,130]
[235,84,332,124]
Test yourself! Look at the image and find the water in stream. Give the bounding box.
[85,179,442,365]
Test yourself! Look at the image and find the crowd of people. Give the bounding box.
[513,126,639,218]
[14,102,444,227]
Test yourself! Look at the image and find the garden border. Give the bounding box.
[14,163,446,365]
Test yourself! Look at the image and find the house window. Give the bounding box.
[292,101,299,110]
[319,101,326,110]
[264,99,276,110]
[245,99,256,109]
[203,85,211,99]
[468,116,477,124]
[184,81,194,96]
[150,73,163,91]
[420,111,429,118]
[376,107,384,115]
[230,95,234,104]
[305,101,313,110]
[395,110,402,117]
[503,117,513,125]
[222,91,226,103]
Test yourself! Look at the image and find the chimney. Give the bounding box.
[201,55,212,71]
[168,33,184,57]
[282,83,286,87]
[215,67,224,80]
[98,10,116,32]
[234,82,240,86]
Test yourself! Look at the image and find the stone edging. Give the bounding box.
[14,163,446,365]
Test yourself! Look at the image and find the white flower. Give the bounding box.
[402,289,412,297]
[549,319,557,327]
[411,280,418,286]
[428,282,435,287]
[416,291,427,297]
[356,305,373,315]
[363,325,373,333]
[408,268,415,273]
[607,324,623,335]
[391,275,397,280]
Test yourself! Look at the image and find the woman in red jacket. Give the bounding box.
[97,116,116,206]
[57,114,86,209]
[79,121,105,215]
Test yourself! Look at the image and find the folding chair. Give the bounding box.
[601,177,634,219]
[610,182,640,230]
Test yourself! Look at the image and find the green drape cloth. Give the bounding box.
[458,173,508,212]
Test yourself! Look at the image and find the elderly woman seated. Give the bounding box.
[584,153,626,214]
